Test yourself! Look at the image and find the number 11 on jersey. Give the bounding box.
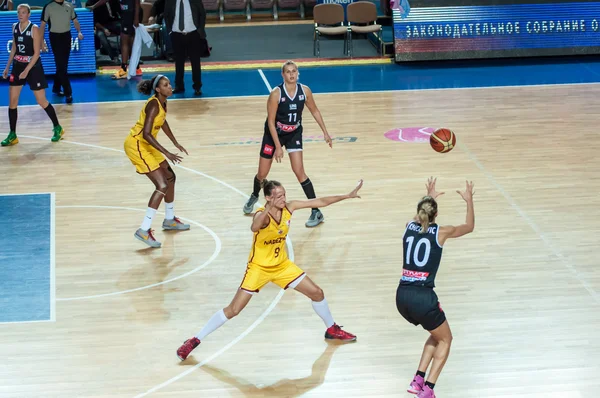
[288,113,297,123]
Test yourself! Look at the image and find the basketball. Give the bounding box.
[430,128,456,153]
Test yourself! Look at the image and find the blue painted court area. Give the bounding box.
[3,56,600,107]
[0,194,53,323]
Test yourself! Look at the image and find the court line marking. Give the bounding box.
[13,135,294,395]
[4,80,600,109]
[459,142,600,304]
[258,69,273,92]
[0,192,56,196]
[50,192,56,321]
[55,206,222,301]
[134,288,288,397]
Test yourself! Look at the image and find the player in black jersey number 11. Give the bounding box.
[1,4,64,146]
[243,60,333,228]
[398,177,475,398]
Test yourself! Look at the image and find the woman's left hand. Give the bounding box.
[175,143,189,155]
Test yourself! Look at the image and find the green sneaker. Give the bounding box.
[1,131,18,146]
[51,125,64,142]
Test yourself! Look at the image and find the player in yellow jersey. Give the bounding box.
[176,178,364,361]
[124,74,190,248]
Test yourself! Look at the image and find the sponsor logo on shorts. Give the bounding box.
[263,144,274,155]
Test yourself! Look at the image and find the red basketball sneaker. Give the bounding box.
[176,337,200,361]
[324,324,356,341]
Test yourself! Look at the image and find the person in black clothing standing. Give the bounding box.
[40,0,84,104]
[397,177,475,398]
[163,0,206,95]
[2,4,65,146]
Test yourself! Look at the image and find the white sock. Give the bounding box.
[195,309,229,341]
[165,202,174,220]
[140,207,157,231]
[311,298,335,328]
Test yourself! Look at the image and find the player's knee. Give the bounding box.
[225,304,243,318]
[155,180,168,193]
[37,97,48,107]
[167,166,176,184]
[311,287,324,302]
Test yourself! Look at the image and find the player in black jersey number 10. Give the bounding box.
[1,4,64,147]
[243,60,333,228]
[398,177,475,398]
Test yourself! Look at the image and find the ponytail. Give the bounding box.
[137,75,164,96]
[416,196,438,234]
[417,208,430,234]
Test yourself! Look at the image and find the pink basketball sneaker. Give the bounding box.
[408,374,424,394]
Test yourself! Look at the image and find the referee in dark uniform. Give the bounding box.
[40,0,84,104]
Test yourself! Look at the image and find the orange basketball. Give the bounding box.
[430,128,456,153]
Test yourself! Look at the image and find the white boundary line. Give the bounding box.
[0,192,55,196]
[3,79,599,110]
[258,69,273,92]
[6,136,293,395]
[459,142,600,304]
[50,192,56,321]
[54,206,222,301]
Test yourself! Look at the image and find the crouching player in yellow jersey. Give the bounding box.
[176,178,364,360]
[124,74,190,248]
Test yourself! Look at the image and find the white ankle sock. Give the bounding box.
[140,207,157,231]
[165,202,174,220]
[195,309,229,341]
[311,298,335,328]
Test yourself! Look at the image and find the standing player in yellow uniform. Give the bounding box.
[176,179,364,361]
[124,74,190,248]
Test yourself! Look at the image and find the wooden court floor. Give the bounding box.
[1,86,600,398]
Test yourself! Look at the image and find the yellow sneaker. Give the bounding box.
[112,68,128,79]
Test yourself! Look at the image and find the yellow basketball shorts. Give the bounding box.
[240,259,306,293]
[124,135,165,174]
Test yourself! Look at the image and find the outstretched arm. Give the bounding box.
[438,180,475,246]
[287,180,363,212]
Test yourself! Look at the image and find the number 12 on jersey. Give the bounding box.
[405,236,431,267]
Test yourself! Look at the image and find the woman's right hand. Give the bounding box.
[274,146,284,163]
[165,151,183,164]
[457,180,474,202]
[2,68,8,79]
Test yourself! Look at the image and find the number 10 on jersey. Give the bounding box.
[405,236,431,267]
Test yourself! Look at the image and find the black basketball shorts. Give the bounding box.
[9,62,47,91]
[121,11,135,36]
[260,125,303,159]
[396,285,446,331]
